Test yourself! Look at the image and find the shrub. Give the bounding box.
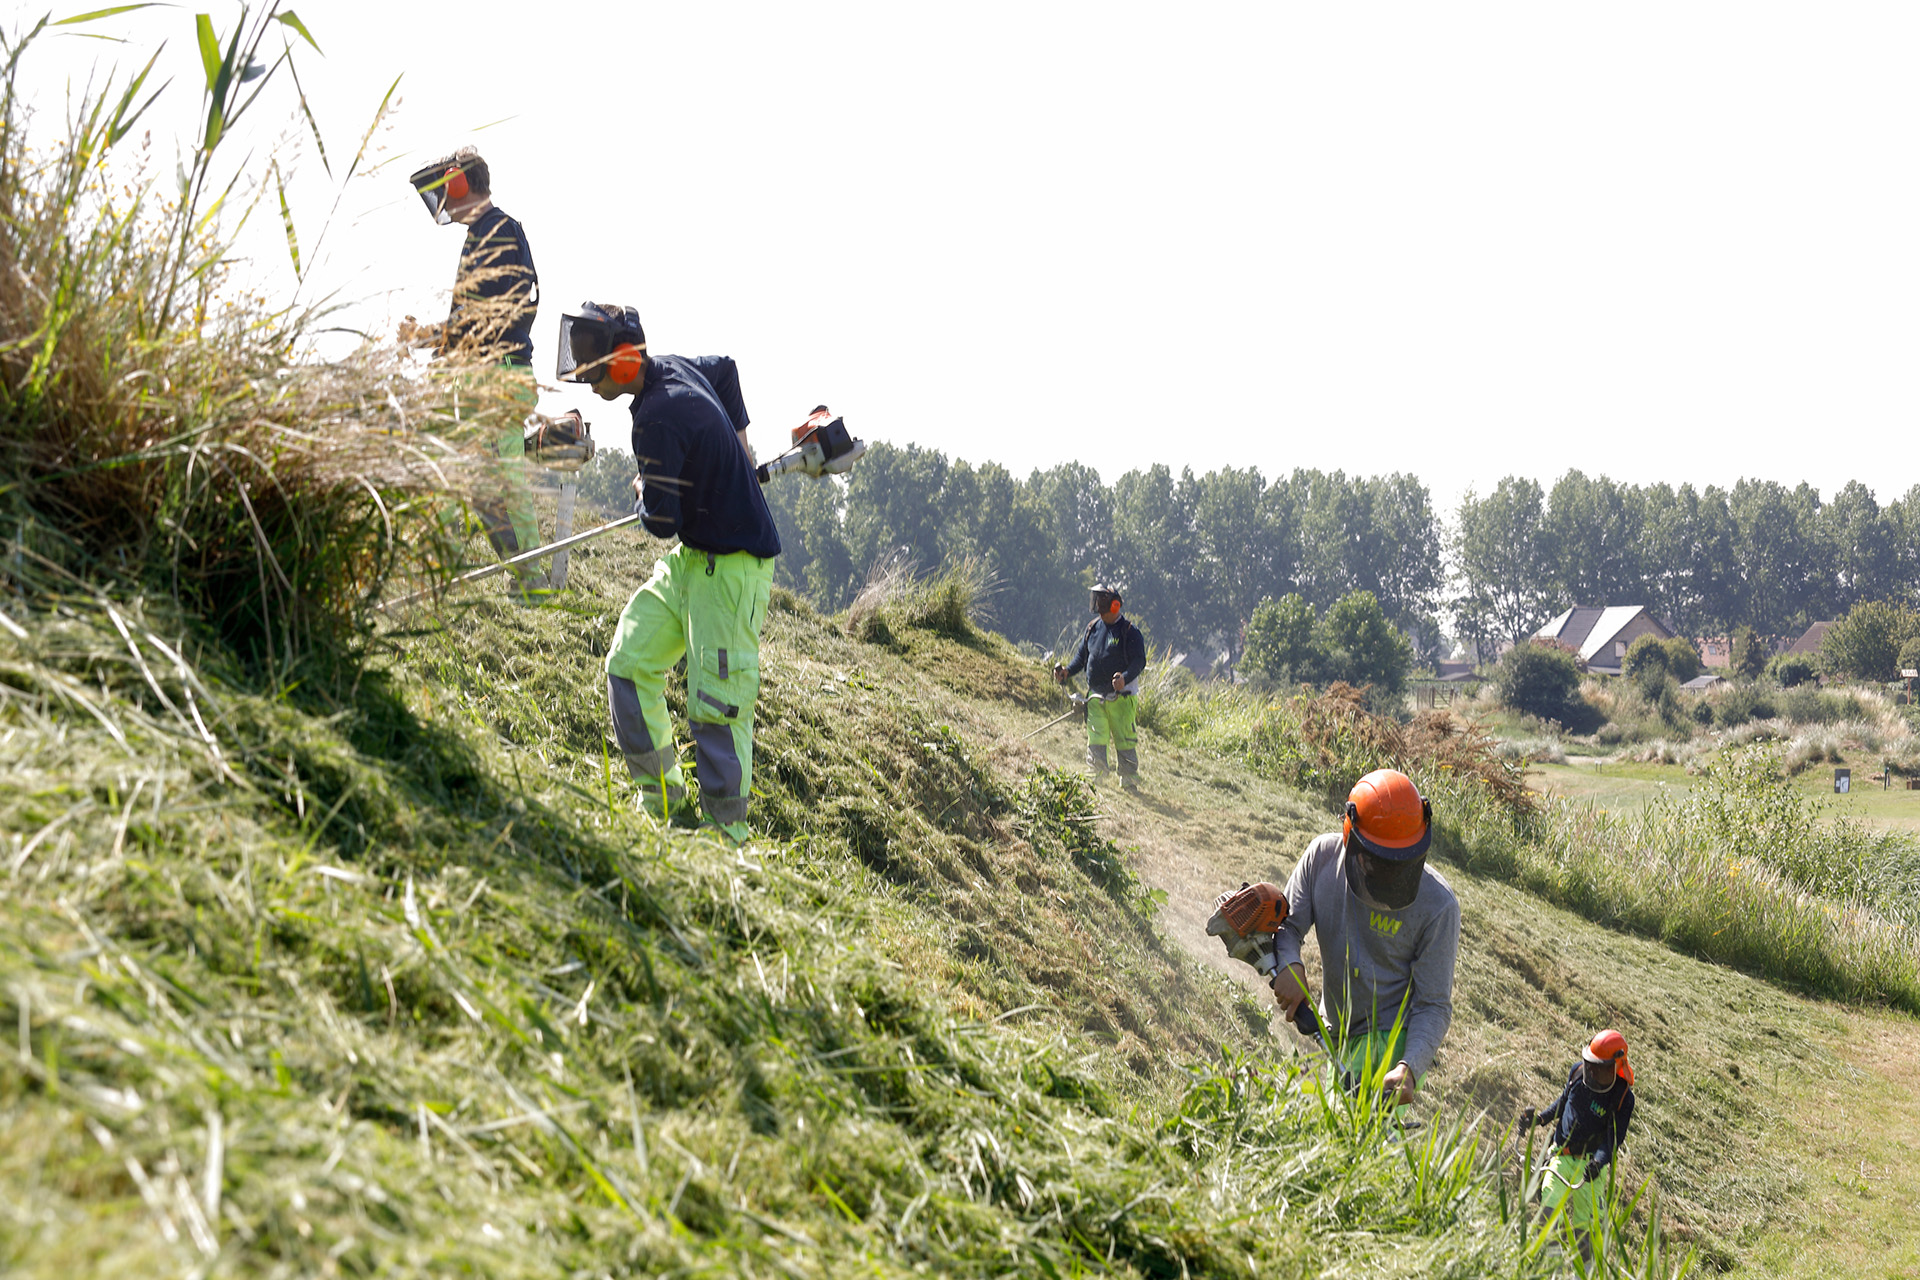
[1731,625,1769,680]
[1820,599,1920,683]
[1241,590,1411,713]
[1624,633,1670,680]
[1663,636,1703,682]
[1715,685,1777,729]
[1242,593,1320,685]
[1494,641,1600,732]
[1901,636,1920,679]
[1767,653,1819,688]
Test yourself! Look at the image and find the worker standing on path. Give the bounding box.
[556,302,780,842]
[1519,1029,1637,1262]
[403,147,546,593]
[1053,584,1147,792]
[1268,769,1460,1103]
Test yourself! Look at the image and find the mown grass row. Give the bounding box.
[0,575,1694,1277]
[1142,673,1920,1012]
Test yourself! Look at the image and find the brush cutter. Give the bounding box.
[1021,693,1087,740]
[755,407,867,482]
[379,406,868,611]
[1206,883,1365,1089]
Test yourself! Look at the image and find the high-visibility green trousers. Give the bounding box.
[1086,692,1138,777]
[605,545,774,826]
[476,365,539,561]
[1540,1153,1607,1234]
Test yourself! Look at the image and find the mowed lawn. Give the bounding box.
[1529,759,1920,835]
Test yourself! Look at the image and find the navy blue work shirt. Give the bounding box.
[1064,615,1147,694]
[446,206,538,367]
[1540,1061,1635,1162]
[629,354,781,559]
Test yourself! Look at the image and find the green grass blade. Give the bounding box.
[273,9,320,53]
[53,4,162,24]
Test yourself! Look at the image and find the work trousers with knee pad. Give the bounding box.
[605,544,774,825]
[1086,693,1138,778]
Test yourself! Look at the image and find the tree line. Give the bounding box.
[1453,473,1920,655]
[574,444,1920,665]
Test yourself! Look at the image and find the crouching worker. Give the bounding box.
[557,303,780,841]
[1269,769,1460,1103]
[1053,584,1146,791]
[1519,1029,1637,1261]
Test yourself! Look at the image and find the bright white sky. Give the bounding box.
[13,2,1920,516]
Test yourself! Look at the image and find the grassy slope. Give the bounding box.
[0,526,1538,1279]
[7,515,1915,1274]
[1009,705,1920,1276]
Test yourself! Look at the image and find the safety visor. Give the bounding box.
[1090,589,1118,614]
[408,163,459,225]
[556,312,616,383]
[1581,1044,1625,1067]
[1347,801,1433,862]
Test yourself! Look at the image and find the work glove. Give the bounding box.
[1517,1107,1535,1130]
[1052,665,1068,685]
[1584,1152,1610,1182]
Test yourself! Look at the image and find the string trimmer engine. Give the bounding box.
[1205,881,1290,977]
[756,406,867,482]
[524,410,596,470]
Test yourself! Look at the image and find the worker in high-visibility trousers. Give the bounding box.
[1054,584,1147,791]
[1519,1029,1638,1263]
[403,146,546,597]
[555,302,780,842]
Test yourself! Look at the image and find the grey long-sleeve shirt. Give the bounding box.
[1272,832,1460,1077]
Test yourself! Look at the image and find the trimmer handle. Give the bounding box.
[1292,1002,1323,1040]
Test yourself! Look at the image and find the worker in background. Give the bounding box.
[403,146,545,593]
[1519,1029,1637,1262]
[1268,769,1460,1103]
[1053,584,1147,792]
[556,302,779,842]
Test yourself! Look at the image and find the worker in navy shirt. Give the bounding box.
[403,147,544,587]
[1520,1028,1637,1260]
[1054,583,1148,790]
[557,302,780,840]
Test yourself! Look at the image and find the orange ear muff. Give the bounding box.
[608,343,643,385]
[445,166,470,202]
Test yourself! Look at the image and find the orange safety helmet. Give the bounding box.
[1343,768,1432,862]
[1582,1028,1634,1087]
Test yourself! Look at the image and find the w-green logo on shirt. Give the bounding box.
[1369,911,1402,936]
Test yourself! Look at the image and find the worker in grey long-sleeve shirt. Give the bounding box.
[1270,768,1460,1103]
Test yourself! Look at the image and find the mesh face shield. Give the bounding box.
[408,162,460,225]
[556,313,612,383]
[556,305,645,384]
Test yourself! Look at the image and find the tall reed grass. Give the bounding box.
[0,9,531,690]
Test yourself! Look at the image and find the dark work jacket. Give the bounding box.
[445,206,538,367]
[1540,1062,1635,1162]
[629,354,781,559]
[1064,615,1147,694]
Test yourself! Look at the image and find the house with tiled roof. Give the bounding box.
[1532,605,1677,676]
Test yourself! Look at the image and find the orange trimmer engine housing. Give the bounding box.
[1206,881,1291,977]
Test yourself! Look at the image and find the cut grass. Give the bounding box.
[2,521,1704,1276]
